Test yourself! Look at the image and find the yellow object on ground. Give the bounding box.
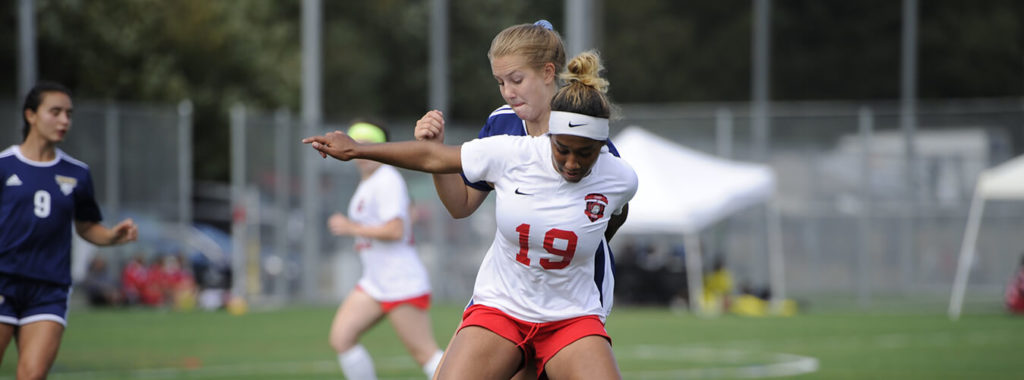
[227,296,248,316]
[729,295,798,317]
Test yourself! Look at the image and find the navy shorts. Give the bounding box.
[0,276,71,327]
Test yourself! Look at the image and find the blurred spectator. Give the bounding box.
[159,254,198,310]
[1006,253,1024,314]
[121,253,170,307]
[702,254,734,314]
[121,253,149,305]
[190,251,231,311]
[81,256,123,307]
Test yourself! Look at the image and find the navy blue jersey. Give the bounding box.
[0,146,102,286]
[462,105,621,191]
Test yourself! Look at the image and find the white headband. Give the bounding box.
[548,111,609,141]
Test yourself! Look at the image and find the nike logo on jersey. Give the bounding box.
[5,174,22,186]
[568,122,587,128]
[514,188,533,196]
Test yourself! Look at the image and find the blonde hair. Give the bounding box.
[552,50,614,119]
[488,22,566,73]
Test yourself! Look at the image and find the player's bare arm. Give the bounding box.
[304,131,462,174]
[328,213,404,241]
[415,110,490,218]
[75,218,138,246]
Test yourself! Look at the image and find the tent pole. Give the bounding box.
[767,200,785,314]
[949,187,986,320]
[684,233,706,317]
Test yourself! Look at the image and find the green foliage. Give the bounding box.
[35,0,299,108]
[604,0,1023,102]
[2,0,1020,179]
[29,0,301,180]
[604,0,753,102]
[918,0,1024,98]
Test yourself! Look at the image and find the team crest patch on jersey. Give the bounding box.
[55,175,78,195]
[584,193,608,222]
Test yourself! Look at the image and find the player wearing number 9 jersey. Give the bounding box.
[0,145,99,288]
[1,82,138,379]
[306,50,633,380]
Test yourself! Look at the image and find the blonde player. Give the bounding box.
[416,20,626,322]
[325,121,443,379]
[306,51,636,379]
[417,22,626,379]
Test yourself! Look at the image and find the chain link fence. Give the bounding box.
[7,96,1020,312]
[3,99,193,285]
[610,98,1024,311]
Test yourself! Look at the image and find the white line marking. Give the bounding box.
[618,346,819,379]
[7,357,421,380]
[8,329,1015,380]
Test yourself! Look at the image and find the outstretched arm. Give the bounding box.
[414,110,490,219]
[76,218,138,246]
[303,130,462,174]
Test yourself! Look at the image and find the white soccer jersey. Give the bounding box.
[347,165,431,302]
[461,135,638,323]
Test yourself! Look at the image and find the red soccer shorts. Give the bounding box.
[379,293,431,313]
[458,304,610,378]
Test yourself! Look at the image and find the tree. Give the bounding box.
[31,0,301,181]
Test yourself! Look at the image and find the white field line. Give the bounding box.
[12,348,815,380]
[5,329,1014,380]
[665,328,1018,352]
[618,346,818,379]
[11,356,419,380]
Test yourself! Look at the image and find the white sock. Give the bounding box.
[422,350,444,378]
[338,344,377,380]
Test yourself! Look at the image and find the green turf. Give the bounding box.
[1,304,1022,379]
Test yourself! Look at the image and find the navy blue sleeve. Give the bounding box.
[74,170,103,222]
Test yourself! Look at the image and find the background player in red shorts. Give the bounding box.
[324,121,443,379]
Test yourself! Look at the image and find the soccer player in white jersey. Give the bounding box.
[0,82,138,379]
[415,21,627,379]
[305,51,636,380]
[325,121,444,379]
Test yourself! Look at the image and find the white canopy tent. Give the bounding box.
[949,153,1024,320]
[613,127,783,314]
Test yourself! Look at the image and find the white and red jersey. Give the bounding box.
[461,135,638,323]
[348,165,431,302]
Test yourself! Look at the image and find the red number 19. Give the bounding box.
[515,223,578,269]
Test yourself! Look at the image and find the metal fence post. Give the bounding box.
[716,107,733,159]
[230,103,247,299]
[858,106,874,306]
[104,102,120,221]
[178,100,194,241]
[273,108,291,298]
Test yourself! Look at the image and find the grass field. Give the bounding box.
[1,303,1022,379]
